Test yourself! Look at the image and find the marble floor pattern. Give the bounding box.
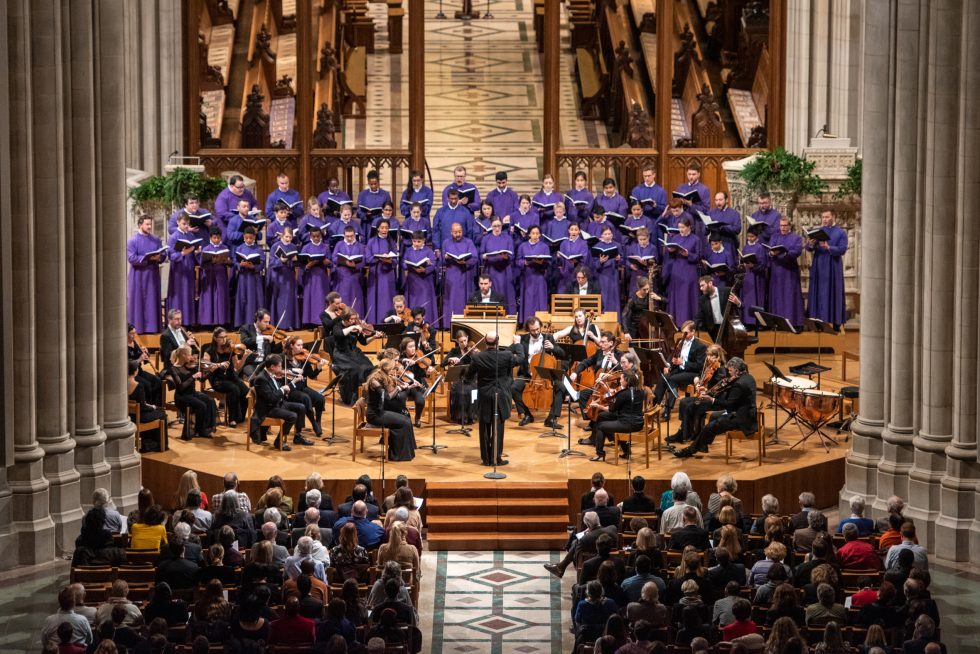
[343,0,608,192]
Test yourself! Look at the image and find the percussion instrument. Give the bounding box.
[798,389,842,424]
[771,376,816,413]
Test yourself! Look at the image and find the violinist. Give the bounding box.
[512,317,566,429]
[365,360,417,461]
[159,308,198,368]
[332,309,381,405]
[568,330,619,443]
[671,357,757,459]
[666,344,726,447]
[442,330,478,424]
[403,307,437,354]
[382,295,408,323]
[652,320,706,421]
[695,275,742,343]
[319,292,346,352]
[127,323,162,402]
[591,370,645,462]
[202,327,250,426]
[165,344,218,441]
[239,308,283,377]
[282,335,326,438]
[249,354,304,451]
[398,337,432,428]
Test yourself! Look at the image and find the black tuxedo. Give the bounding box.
[159,327,192,368]
[696,285,736,341]
[239,323,283,374]
[682,372,757,456]
[564,281,602,295]
[464,344,523,465]
[250,369,304,442]
[669,524,711,551]
[653,337,708,410]
[572,349,621,419]
[512,334,567,421]
[466,290,505,305]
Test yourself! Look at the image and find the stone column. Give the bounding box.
[68,0,112,508]
[783,0,811,153]
[829,0,861,144]
[98,0,142,512]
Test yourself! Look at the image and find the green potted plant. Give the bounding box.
[834,158,862,200]
[738,147,827,216]
[129,167,225,215]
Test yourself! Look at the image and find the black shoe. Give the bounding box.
[697,444,709,453]
[294,434,315,446]
[665,432,684,445]
[272,439,293,452]
[662,408,671,421]
[544,563,564,579]
[672,447,694,459]
[414,419,422,428]
[619,451,631,460]
[312,422,323,437]
[589,453,606,462]
[494,459,509,466]
[544,418,563,430]
[519,415,533,427]
[181,434,193,442]
[578,438,594,446]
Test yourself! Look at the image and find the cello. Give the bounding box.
[716,269,750,360]
[522,325,560,411]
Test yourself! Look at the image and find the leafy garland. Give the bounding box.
[834,158,862,199]
[129,167,226,211]
[738,147,827,198]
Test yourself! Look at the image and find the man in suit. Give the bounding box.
[579,533,627,584]
[463,331,523,466]
[563,266,602,295]
[154,540,200,589]
[652,320,707,420]
[591,489,621,529]
[695,275,742,342]
[290,490,338,531]
[568,330,621,444]
[466,274,505,305]
[580,472,615,511]
[337,484,381,520]
[250,354,311,450]
[240,308,283,378]
[672,357,757,458]
[706,547,746,592]
[159,308,197,368]
[669,506,711,550]
[511,316,567,428]
[544,511,617,579]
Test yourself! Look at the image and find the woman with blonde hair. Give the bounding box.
[384,486,422,532]
[707,473,743,517]
[173,470,208,511]
[717,524,743,558]
[166,344,218,440]
[748,540,789,586]
[377,522,421,605]
[627,527,664,569]
[365,359,417,461]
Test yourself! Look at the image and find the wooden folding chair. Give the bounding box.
[129,400,169,453]
[244,388,286,451]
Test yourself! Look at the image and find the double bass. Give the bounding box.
[716,269,749,360]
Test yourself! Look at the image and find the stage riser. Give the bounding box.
[425,498,569,516]
[427,533,569,551]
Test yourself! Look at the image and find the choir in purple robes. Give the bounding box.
[591,236,622,316]
[297,211,327,246]
[517,237,551,323]
[198,237,232,326]
[213,180,257,225]
[557,230,592,288]
[479,230,517,315]
[664,231,702,325]
[365,234,399,323]
[751,205,782,243]
[766,229,805,328]
[470,215,494,248]
[510,204,540,244]
[673,179,711,215]
[805,222,848,326]
[402,245,440,326]
[167,207,212,236]
[620,215,653,244]
[265,186,304,222]
[564,187,595,224]
[442,181,481,214]
[127,228,165,333]
[266,217,293,247]
[531,189,563,223]
[629,181,668,221]
[328,216,363,246]
[166,228,203,325]
[399,215,432,250]
[624,239,658,293]
[441,234,479,319]
[234,240,265,326]
[596,191,629,222]
[300,236,332,326]
[356,187,392,225]
[267,238,300,330]
[584,217,622,244]
[486,182,520,222]
[707,204,742,250]
[318,187,353,221]
[400,183,434,220]
[332,238,366,317]
[703,241,736,288]
[740,235,768,326]
[432,201,473,249]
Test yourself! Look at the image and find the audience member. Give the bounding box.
[621,554,666,602]
[267,596,315,647]
[626,581,669,628]
[805,583,847,626]
[749,494,779,534]
[621,475,657,513]
[884,522,929,571]
[836,495,875,535]
[712,580,742,627]
[722,598,758,640]
[41,587,93,652]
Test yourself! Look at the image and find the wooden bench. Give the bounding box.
[728,45,770,146]
[575,47,609,120]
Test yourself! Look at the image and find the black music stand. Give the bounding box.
[563,343,589,419]
[762,360,794,446]
[444,365,472,436]
[558,375,587,458]
[534,366,565,439]
[320,371,349,444]
[384,332,420,350]
[419,374,446,453]
[801,318,839,387]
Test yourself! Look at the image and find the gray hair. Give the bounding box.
[912,613,936,639]
[305,472,323,491]
[394,507,409,522]
[671,472,692,494]
[219,490,239,517]
[306,489,322,509]
[641,581,659,603]
[261,522,278,540]
[382,560,403,580]
[850,495,866,516]
[717,474,737,494]
[173,522,191,539]
[761,493,779,514]
[727,356,748,373]
[886,495,905,514]
[304,507,320,525]
[263,507,281,525]
[808,510,827,531]
[297,536,313,555]
[798,492,815,508]
[593,489,609,506]
[583,511,600,529]
[842,522,858,538]
[92,488,111,508]
[367,637,386,654]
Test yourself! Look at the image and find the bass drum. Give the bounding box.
[798,389,841,424]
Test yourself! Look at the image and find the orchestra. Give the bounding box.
[127,167,848,464]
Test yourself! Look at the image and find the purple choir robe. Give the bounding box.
[620,216,654,244]
[624,241,659,293]
[470,216,494,248]
[365,236,399,323]
[398,216,432,252]
[664,233,702,326]
[629,182,668,221]
[740,241,768,325]
[399,185,434,220]
[703,246,736,288]
[214,187,257,225]
[708,207,742,248]
[584,218,622,244]
[297,213,327,246]
[557,236,592,287]
[596,193,629,222]
[432,203,473,249]
[198,242,232,326]
[127,232,164,333]
[300,240,332,325]
[531,190,563,223]
[517,240,551,323]
[166,229,202,325]
[328,218,364,248]
[751,207,783,243]
[234,243,265,326]
[356,188,393,227]
[265,188,304,222]
[673,181,711,215]
[441,183,481,214]
[564,188,595,224]
[479,232,517,315]
[591,241,622,316]
[224,214,247,252]
[486,187,520,222]
[806,224,848,325]
[402,246,440,326]
[767,231,805,327]
[317,189,353,221]
[333,240,366,316]
[541,216,570,245]
[266,219,292,248]
[267,243,300,329]
[441,237,479,319]
[510,208,540,245]
[167,208,211,236]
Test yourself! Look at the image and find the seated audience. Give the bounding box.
[836,495,875,536]
[805,582,847,626]
[267,596,315,647]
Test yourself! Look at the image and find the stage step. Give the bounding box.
[425,482,570,551]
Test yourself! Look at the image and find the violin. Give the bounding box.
[585,368,623,421]
[261,325,288,343]
[399,307,413,326]
[358,321,376,335]
[295,348,328,368]
[695,358,721,395]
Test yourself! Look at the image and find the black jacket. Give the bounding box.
[708,372,757,433]
[563,280,602,295]
[696,285,736,339]
[517,333,566,378]
[252,370,287,420]
[597,386,645,430]
[466,290,505,305]
[463,345,523,421]
[239,323,283,360]
[669,524,711,551]
[159,327,192,367]
[670,337,707,375]
[574,349,620,376]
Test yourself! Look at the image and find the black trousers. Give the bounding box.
[136,369,162,404]
[211,378,249,423]
[512,377,564,420]
[595,419,642,456]
[478,415,505,465]
[448,382,477,422]
[654,371,697,409]
[404,387,425,423]
[251,402,303,441]
[175,391,217,438]
[676,396,711,440]
[688,412,740,453]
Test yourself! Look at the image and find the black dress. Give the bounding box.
[331,323,376,404]
[128,383,166,452]
[128,342,163,402]
[166,365,218,439]
[366,381,416,461]
[202,344,249,423]
[443,346,477,423]
[596,386,645,456]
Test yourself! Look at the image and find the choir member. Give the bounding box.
[214,175,257,227]
[167,214,203,326]
[224,199,256,251]
[805,210,848,329]
[202,327,249,426]
[511,316,566,428]
[486,171,520,225]
[282,335,326,438]
[541,200,571,248]
[198,227,232,327]
[369,200,400,243]
[651,320,706,420]
[400,170,434,221]
[127,324,163,402]
[557,222,592,289]
[664,216,702,326]
[592,370,645,461]
[443,330,478,424]
[470,200,495,248]
[318,177,353,222]
[401,202,433,251]
[510,194,540,244]
[703,232,735,288]
[629,165,668,222]
[584,204,622,244]
[332,309,382,405]
[767,217,805,329]
[365,219,399,324]
[564,170,595,224]
[740,223,768,326]
[591,226,622,316]
[441,165,481,214]
[365,360,417,461]
[441,222,479,319]
[297,197,327,246]
[516,225,551,322]
[264,173,303,223]
[328,204,362,247]
[621,201,654,244]
[127,360,164,453]
[564,266,601,295]
[399,337,432,428]
[402,231,439,327]
[433,190,473,252]
[166,345,218,441]
[127,215,165,334]
[707,191,742,252]
[266,200,294,247]
[624,227,659,293]
[595,178,629,223]
[479,218,517,315]
[673,162,711,215]
[531,173,563,223]
[332,225,366,316]
[168,193,211,236]
[267,226,300,330]
[300,226,332,327]
[356,170,392,229]
[750,192,782,243]
[234,228,266,328]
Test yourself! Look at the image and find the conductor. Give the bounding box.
[463,331,524,466]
